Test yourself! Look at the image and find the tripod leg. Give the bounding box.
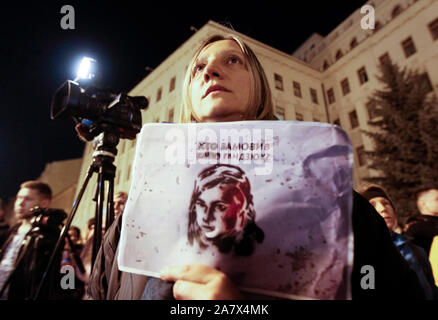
[32,164,95,300]
[92,168,105,270]
[106,176,115,230]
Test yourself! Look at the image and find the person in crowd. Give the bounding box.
[114,191,128,219]
[359,184,437,299]
[430,236,438,287]
[86,34,425,300]
[0,199,9,244]
[58,226,86,300]
[0,181,61,299]
[405,188,438,256]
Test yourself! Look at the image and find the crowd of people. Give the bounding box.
[0,33,437,300]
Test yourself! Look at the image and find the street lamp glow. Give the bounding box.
[76,57,96,80]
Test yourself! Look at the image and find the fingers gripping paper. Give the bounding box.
[118,121,354,300]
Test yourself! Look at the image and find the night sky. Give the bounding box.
[0,0,367,201]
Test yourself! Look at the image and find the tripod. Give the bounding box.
[33,130,120,300]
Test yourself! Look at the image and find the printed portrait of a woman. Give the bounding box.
[187,164,264,256]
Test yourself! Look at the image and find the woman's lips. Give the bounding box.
[203,84,230,98]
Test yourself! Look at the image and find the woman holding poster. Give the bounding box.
[88,34,426,300]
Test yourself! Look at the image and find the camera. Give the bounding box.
[50,80,148,140]
[29,207,67,236]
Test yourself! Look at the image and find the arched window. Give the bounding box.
[374,21,382,33]
[391,5,402,18]
[323,60,329,71]
[335,50,343,61]
[350,38,358,49]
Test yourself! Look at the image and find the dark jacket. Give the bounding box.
[391,232,437,299]
[0,222,63,300]
[404,215,438,256]
[88,191,426,300]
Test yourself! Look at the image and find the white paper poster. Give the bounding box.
[118,121,354,300]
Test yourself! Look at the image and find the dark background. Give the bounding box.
[0,0,367,201]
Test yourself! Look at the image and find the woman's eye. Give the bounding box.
[193,64,205,74]
[227,56,241,64]
[196,200,206,209]
[217,204,228,211]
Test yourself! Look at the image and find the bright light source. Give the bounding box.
[76,57,96,80]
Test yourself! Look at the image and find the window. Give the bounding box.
[335,50,343,61]
[429,18,438,40]
[293,81,302,98]
[349,110,359,129]
[374,21,382,33]
[116,170,121,185]
[156,87,162,102]
[419,73,434,93]
[341,78,350,96]
[169,77,176,92]
[391,5,402,19]
[402,37,417,58]
[274,73,284,91]
[333,118,340,126]
[357,67,369,85]
[379,52,391,66]
[350,38,358,49]
[310,88,318,104]
[312,117,320,122]
[168,108,174,122]
[120,141,125,154]
[366,101,380,119]
[323,60,329,71]
[126,165,131,181]
[295,112,303,121]
[276,106,285,120]
[131,139,136,149]
[327,88,335,104]
[356,146,367,167]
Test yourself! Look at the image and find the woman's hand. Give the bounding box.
[160,264,243,300]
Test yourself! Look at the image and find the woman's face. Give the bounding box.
[195,184,246,239]
[190,39,252,122]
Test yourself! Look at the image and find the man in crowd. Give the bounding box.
[0,181,56,299]
[405,188,438,256]
[359,184,438,299]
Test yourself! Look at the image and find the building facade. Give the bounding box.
[72,0,438,232]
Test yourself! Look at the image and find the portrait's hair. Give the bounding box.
[20,180,52,200]
[188,164,264,256]
[180,34,275,123]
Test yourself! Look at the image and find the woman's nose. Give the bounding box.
[203,62,221,82]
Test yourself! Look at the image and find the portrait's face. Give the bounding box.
[14,187,49,220]
[369,197,398,231]
[195,184,247,239]
[190,39,252,122]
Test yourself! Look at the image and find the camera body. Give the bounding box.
[29,207,67,237]
[50,80,148,140]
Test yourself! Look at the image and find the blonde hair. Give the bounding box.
[180,34,275,123]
